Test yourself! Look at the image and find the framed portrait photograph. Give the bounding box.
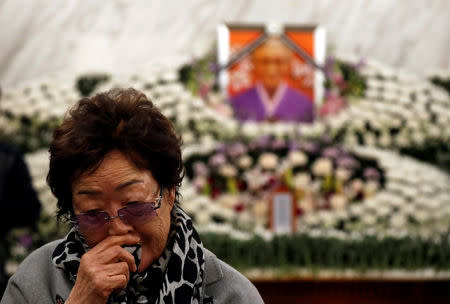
[217,23,326,123]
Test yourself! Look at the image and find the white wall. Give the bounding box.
[0,0,449,87]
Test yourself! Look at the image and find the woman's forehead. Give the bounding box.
[73,150,157,192]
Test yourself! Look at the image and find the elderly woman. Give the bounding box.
[1,88,263,304]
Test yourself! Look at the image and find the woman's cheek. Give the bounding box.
[138,221,167,257]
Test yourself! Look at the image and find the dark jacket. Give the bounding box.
[0,142,41,294]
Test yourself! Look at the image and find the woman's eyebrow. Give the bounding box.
[76,179,144,195]
[115,179,144,191]
[77,189,102,195]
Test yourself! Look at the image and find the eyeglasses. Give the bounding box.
[72,187,163,236]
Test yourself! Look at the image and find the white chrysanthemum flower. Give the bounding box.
[237,155,253,169]
[242,122,260,138]
[293,173,311,189]
[330,194,348,210]
[195,211,211,226]
[219,164,237,178]
[351,178,364,193]
[411,133,425,146]
[258,153,279,170]
[336,167,351,181]
[378,132,391,147]
[364,133,377,146]
[345,133,359,146]
[181,132,195,144]
[361,213,377,225]
[299,197,315,213]
[364,181,379,197]
[395,134,411,147]
[288,150,308,166]
[390,213,407,229]
[252,199,268,218]
[349,203,364,216]
[376,205,392,217]
[312,157,333,176]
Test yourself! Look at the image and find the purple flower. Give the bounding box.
[337,156,360,169]
[19,234,33,249]
[271,138,286,150]
[193,161,209,176]
[250,135,272,150]
[301,142,320,154]
[209,153,227,167]
[288,141,300,151]
[209,62,219,73]
[332,73,344,85]
[320,135,332,144]
[322,147,341,159]
[364,167,380,180]
[227,142,247,158]
[352,57,366,71]
[324,55,336,79]
[216,143,227,154]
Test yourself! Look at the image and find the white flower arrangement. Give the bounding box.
[2,57,449,273]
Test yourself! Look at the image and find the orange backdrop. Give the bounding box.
[227,28,315,103]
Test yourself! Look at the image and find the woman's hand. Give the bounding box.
[65,234,140,304]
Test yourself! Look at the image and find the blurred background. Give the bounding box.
[1,0,449,86]
[0,1,449,303]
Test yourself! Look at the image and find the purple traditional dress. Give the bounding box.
[230,82,314,123]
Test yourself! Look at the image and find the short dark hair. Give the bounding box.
[47,88,183,221]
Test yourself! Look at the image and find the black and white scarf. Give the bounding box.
[52,205,207,304]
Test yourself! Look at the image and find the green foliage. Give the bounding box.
[0,115,61,153]
[324,59,367,98]
[76,74,110,97]
[430,77,450,96]
[178,50,219,97]
[200,232,450,271]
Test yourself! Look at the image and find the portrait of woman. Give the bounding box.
[1,88,263,304]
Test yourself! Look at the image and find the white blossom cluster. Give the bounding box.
[301,146,450,240]
[93,71,240,146]
[325,58,450,151]
[2,58,449,159]
[0,74,80,150]
[178,145,450,241]
[1,58,449,245]
[0,74,79,122]
[24,149,56,216]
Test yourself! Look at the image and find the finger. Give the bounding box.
[109,274,128,292]
[95,274,129,298]
[100,246,137,273]
[82,244,137,273]
[103,262,130,282]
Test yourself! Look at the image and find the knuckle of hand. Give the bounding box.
[120,275,128,286]
[100,289,111,299]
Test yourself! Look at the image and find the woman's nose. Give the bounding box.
[107,215,134,236]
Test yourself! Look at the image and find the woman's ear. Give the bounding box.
[166,186,176,210]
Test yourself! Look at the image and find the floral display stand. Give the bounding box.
[1,53,449,301]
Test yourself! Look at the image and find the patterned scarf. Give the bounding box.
[52,205,207,304]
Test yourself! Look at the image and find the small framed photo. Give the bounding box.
[217,23,326,123]
[269,190,296,234]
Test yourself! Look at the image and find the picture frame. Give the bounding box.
[217,23,326,122]
[269,186,296,234]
